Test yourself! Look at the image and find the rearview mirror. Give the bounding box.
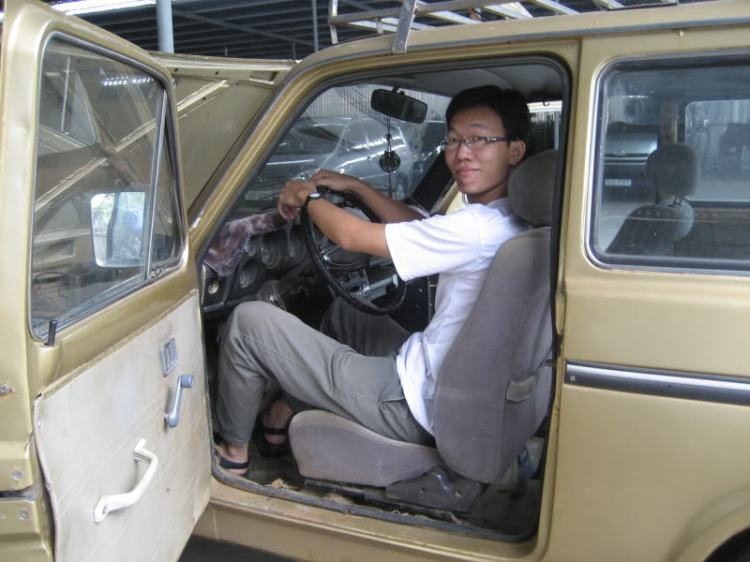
[91,192,148,268]
[371,89,427,124]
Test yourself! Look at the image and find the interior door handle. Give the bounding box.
[94,439,159,523]
[165,374,193,428]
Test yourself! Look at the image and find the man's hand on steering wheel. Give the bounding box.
[310,169,366,195]
[277,179,316,221]
[299,190,406,314]
[277,170,360,221]
[277,173,407,314]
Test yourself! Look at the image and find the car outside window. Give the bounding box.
[29,39,183,340]
[590,56,750,272]
[245,83,450,207]
[275,125,343,156]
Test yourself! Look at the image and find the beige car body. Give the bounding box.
[2,0,750,560]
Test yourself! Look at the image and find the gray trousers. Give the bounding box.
[215,299,432,447]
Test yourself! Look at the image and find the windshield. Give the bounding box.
[241,83,449,212]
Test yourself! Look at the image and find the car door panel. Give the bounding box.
[0,0,211,559]
[553,26,750,561]
[34,293,209,562]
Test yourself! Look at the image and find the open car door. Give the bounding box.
[0,1,289,559]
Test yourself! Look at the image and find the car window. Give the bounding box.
[244,83,450,207]
[30,39,183,340]
[590,55,750,272]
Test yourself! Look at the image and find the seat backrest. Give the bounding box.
[432,150,556,484]
[607,143,699,256]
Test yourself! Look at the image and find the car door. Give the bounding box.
[0,1,284,560]
[552,19,750,562]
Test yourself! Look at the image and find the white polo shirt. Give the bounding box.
[384,198,528,434]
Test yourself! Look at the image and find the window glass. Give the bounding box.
[275,125,343,156]
[244,83,450,207]
[591,57,750,271]
[39,66,96,146]
[30,39,181,340]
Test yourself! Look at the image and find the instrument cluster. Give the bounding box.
[202,225,310,314]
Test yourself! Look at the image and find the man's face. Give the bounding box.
[444,105,526,204]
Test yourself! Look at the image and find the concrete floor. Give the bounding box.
[179,537,292,562]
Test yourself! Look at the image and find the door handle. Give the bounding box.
[165,374,193,428]
[94,439,158,523]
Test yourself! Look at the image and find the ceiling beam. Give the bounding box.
[172,8,315,46]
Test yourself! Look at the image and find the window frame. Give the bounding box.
[27,33,186,342]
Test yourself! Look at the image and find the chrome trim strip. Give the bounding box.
[566,362,750,405]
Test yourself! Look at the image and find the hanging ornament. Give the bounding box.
[379,116,401,198]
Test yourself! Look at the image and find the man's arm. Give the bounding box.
[278,180,391,259]
[311,170,423,224]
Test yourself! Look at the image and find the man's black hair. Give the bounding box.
[445,86,530,142]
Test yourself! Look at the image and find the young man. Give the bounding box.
[216,86,530,475]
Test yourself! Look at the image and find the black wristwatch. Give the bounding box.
[302,191,323,209]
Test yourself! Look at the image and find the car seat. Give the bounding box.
[607,143,699,256]
[288,149,557,511]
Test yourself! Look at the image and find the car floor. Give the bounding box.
[225,441,542,538]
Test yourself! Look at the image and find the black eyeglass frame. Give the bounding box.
[438,136,513,151]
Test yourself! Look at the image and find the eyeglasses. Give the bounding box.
[439,136,511,151]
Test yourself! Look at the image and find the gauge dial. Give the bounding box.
[244,235,260,257]
[237,260,259,289]
[260,232,285,270]
[287,229,304,263]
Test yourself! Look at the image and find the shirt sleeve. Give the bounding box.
[385,207,484,281]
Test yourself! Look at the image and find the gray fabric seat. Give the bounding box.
[289,150,557,491]
[607,143,699,256]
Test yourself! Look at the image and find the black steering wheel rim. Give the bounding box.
[300,190,406,315]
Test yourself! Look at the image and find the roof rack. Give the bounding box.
[328,0,679,54]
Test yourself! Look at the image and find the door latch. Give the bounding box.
[160,338,178,376]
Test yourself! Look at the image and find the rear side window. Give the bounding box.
[30,39,183,340]
[590,55,750,272]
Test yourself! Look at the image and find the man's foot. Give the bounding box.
[264,400,294,444]
[252,400,294,457]
[216,443,250,476]
[252,423,289,458]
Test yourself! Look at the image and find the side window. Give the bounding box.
[591,56,750,272]
[30,39,183,340]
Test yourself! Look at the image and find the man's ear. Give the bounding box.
[508,140,526,165]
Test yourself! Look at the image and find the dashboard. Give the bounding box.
[200,199,418,320]
[201,211,316,315]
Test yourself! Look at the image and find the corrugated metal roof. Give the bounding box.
[41,0,714,60]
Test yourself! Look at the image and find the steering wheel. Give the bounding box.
[300,190,406,315]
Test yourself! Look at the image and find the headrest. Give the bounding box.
[646,143,700,198]
[508,149,557,227]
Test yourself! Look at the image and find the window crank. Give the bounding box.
[165,374,194,428]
